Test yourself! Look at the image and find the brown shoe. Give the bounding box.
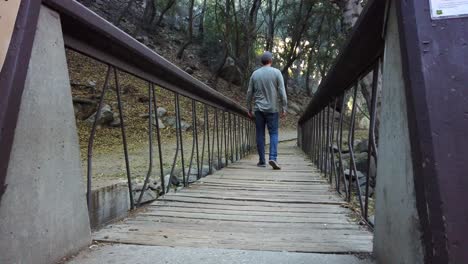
[269,160,281,170]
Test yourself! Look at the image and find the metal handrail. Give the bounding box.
[297,0,388,227]
[36,0,256,213]
[43,0,249,118]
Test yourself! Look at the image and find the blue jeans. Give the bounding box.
[255,111,279,163]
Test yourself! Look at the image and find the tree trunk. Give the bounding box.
[238,0,261,90]
[176,0,195,59]
[198,0,207,39]
[155,0,177,26]
[140,0,156,32]
[342,0,381,140]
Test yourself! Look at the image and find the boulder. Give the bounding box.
[148,182,162,192]
[218,57,242,85]
[163,116,191,131]
[157,107,167,117]
[109,113,121,127]
[354,139,369,153]
[133,189,157,204]
[152,118,166,129]
[164,116,177,127]
[88,80,96,89]
[135,35,150,46]
[85,104,114,125]
[185,67,194,74]
[73,97,97,120]
[358,117,370,130]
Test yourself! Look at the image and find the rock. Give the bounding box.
[157,107,167,117]
[359,117,370,130]
[170,174,181,186]
[88,80,96,89]
[344,169,365,181]
[133,183,145,192]
[353,152,369,172]
[184,67,194,74]
[148,182,162,192]
[354,139,369,153]
[152,118,166,129]
[163,116,191,131]
[331,144,339,153]
[85,104,114,125]
[212,158,226,170]
[180,120,191,131]
[135,35,150,45]
[164,174,170,190]
[187,165,211,178]
[164,116,177,127]
[163,173,181,190]
[368,215,375,226]
[109,113,121,127]
[133,189,157,204]
[187,54,195,59]
[219,57,242,85]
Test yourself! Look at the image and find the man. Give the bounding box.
[246,51,287,170]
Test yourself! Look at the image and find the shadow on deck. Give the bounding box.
[68,141,373,263]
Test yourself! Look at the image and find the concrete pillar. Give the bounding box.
[373,2,424,263]
[0,6,91,264]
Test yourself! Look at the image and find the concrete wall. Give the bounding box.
[373,2,424,263]
[90,183,130,230]
[0,6,91,264]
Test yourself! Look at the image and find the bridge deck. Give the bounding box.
[87,141,373,256]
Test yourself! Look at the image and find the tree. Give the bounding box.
[177,0,195,59]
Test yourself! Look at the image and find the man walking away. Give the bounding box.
[246,51,287,170]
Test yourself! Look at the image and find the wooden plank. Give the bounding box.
[126,215,365,231]
[150,201,349,213]
[145,207,351,219]
[158,195,346,207]
[117,220,368,234]
[162,192,343,204]
[138,211,352,224]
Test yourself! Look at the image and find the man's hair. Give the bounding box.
[261,58,272,65]
[260,51,273,65]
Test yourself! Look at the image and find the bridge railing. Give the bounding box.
[43,0,256,210]
[298,0,387,226]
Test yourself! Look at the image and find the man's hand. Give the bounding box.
[248,111,254,119]
[281,111,287,119]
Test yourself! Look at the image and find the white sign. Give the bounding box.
[430,0,468,19]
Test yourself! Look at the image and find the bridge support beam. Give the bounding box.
[0,5,91,264]
[373,2,424,263]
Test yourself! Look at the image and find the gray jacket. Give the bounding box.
[246,66,288,113]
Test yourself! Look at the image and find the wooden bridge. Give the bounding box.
[69,141,373,263]
[1,1,467,264]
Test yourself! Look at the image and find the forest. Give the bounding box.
[80,0,366,96]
